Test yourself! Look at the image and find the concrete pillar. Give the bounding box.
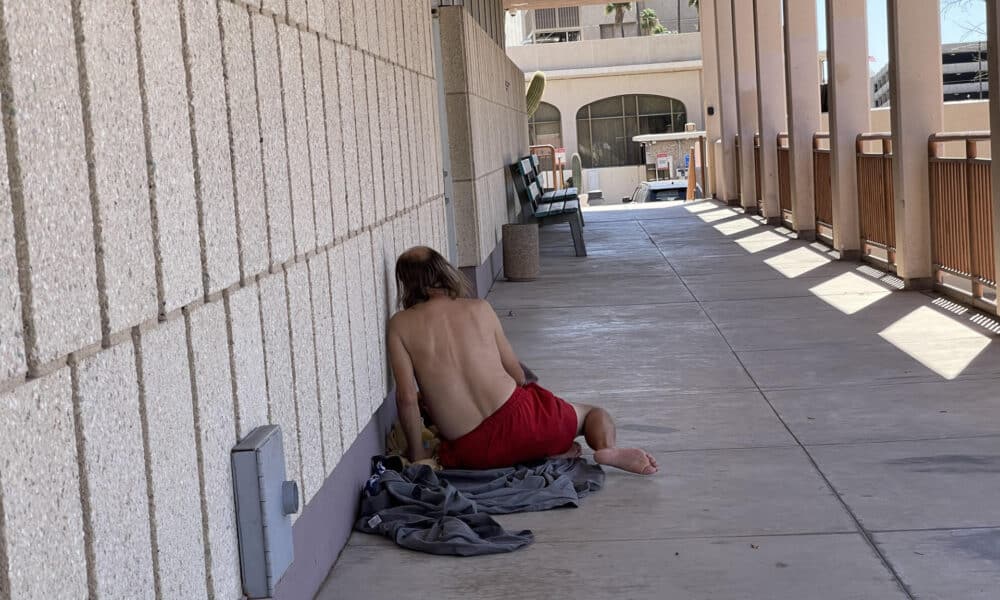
[988,0,1000,314]
[731,0,759,211]
[782,0,820,239]
[713,0,738,204]
[887,0,942,288]
[753,0,786,223]
[561,107,578,165]
[700,0,722,199]
[825,0,870,259]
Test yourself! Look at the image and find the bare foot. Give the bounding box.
[593,447,658,475]
[548,441,583,460]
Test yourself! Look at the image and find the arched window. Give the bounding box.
[528,102,562,148]
[529,102,562,173]
[575,95,686,168]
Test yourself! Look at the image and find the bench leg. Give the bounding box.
[569,212,587,257]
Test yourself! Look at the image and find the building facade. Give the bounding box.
[872,41,989,108]
[508,20,703,202]
[513,1,700,44]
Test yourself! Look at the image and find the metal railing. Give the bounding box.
[753,133,762,213]
[734,134,742,200]
[855,133,896,266]
[928,132,996,307]
[734,134,762,212]
[529,144,563,190]
[812,133,833,242]
[776,133,792,226]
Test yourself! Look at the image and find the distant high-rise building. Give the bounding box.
[871,41,988,108]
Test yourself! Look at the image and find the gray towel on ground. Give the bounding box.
[356,458,604,556]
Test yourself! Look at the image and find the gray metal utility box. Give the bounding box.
[231,425,299,598]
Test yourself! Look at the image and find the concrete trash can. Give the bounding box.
[502,223,539,281]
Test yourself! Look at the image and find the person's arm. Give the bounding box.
[487,302,527,386]
[387,320,429,462]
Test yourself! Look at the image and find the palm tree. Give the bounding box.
[605,2,632,38]
[640,8,660,36]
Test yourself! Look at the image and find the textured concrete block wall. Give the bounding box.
[0,0,446,597]
[440,3,529,268]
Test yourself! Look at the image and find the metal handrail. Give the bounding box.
[926,130,996,298]
[928,131,990,161]
[856,132,893,156]
[927,131,990,143]
[812,132,830,151]
[528,144,563,189]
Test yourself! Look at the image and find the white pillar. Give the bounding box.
[782,0,819,238]
[825,0,870,259]
[714,0,738,204]
[987,0,1000,314]
[731,0,759,211]
[700,0,722,198]
[561,106,577,164]
[753,0,786,223]
[887,0,942,288]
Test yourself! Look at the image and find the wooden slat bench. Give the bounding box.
[510,157,587,257]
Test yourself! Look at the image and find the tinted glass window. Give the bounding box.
[575,95,687,168]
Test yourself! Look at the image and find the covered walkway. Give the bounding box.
[319,202,1000,599]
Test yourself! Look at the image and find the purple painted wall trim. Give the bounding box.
[273,394,398,600]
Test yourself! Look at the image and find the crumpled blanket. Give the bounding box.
[356,457,604,556]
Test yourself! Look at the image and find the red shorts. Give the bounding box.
[438,383,579,470]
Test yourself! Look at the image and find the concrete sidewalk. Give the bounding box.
[317,201,1000,600]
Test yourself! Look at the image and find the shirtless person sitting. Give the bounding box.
[386,246,657,475]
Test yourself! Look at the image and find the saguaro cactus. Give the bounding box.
[525,71,545,117]
[571,152,583,190]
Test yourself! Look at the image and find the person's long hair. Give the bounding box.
[395,246,472,309]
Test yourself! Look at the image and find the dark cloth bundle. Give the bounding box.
[356,457,604,556]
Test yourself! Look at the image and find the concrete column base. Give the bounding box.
[460,240,504,299]
[742,206,758,215]
[838,248,862,261]
[726,197,741,207]
[763,216,782,226]
[795,229,817,242]
[901,276,935,291]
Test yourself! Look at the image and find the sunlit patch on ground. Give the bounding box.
[713,218,759,236]
[698,208,742,223]
[584,201,686,212]
[684,201,719,213]
[735,230,791,253]
[879,306,992,380]
[808,272,893,314]
[763,246,832,278]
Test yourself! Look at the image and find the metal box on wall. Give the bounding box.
[231,425,300,598]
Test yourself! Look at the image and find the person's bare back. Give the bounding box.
[388,246,657,475]
[387,296,516,441]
